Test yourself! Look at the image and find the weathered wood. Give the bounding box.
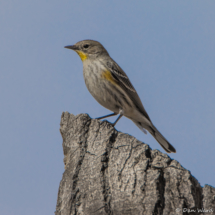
[55,112,215,215]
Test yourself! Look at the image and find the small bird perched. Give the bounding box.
[65,40,176,153]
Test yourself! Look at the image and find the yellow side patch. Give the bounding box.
[76,51,87,61]
[102,70,117,85]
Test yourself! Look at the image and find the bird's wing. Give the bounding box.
[105,59,151,122]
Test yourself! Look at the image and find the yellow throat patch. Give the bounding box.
[76,51,87,61]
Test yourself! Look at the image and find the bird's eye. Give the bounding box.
[83,44,89,49]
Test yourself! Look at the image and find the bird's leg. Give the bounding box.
[112,109,124,126]
[96,112,117,120]
[96,110,124,128]
[112,114,123,126]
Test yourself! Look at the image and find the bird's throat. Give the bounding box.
[76,51,88,61]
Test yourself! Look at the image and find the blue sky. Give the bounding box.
[1,1,215,214]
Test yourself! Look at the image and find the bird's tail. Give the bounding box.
[133,121,147,134]
[133,121,176,153]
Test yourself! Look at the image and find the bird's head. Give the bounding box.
[65,40,109,61]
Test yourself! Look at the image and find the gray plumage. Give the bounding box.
[65,40,176,153]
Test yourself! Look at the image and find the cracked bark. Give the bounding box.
[55,112,215,215]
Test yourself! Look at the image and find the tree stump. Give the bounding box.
[55,112,215,215]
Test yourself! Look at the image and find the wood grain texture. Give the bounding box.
[55,112,215,215]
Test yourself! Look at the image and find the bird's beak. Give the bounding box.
[64,45,79,51]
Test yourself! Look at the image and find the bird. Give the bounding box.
[65,40,176,153]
